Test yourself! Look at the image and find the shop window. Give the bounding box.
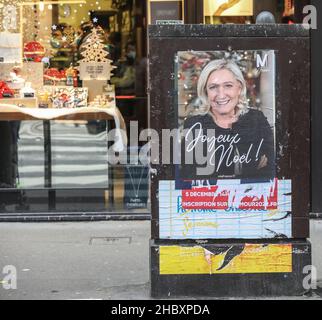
[0,0,149,215]
[203,0,295,24]
[203,0,254,24]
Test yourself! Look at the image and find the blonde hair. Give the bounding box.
[197,59,249,117]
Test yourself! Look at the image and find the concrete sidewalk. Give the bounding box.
[0,221,150,300]
[0,220,321,300]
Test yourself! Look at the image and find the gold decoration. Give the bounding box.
[79,28,110,63]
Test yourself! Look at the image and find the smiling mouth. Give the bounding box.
[215,99,230,106]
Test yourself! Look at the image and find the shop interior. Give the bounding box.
[0,0,148,215]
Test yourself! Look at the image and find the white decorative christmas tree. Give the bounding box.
[79,28,109,63]
[78,27,116,81]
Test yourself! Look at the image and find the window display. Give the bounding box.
[0,0,149,215]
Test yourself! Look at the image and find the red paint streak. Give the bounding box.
[115,95,136,99]
[238,178,278,210]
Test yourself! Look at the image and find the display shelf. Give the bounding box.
[0,97,38,108]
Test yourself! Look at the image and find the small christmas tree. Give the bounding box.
[79,28,110,63]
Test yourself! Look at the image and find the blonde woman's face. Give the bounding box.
[206,68,241,117]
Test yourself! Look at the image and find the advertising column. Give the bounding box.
[148,24,311,297]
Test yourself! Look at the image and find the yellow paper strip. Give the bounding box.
[160,244,292,274]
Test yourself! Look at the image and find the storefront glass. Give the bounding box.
[203,0,295,24]
[0,0,149,215]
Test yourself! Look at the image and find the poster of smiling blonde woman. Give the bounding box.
[158,50,292,240]
[177,50,276,182]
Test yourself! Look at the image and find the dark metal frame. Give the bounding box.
[148,24,310,238]
[310,0,322,214]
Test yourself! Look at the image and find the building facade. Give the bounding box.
[0,0,319,220]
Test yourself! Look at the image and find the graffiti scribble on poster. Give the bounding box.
[159,179,292,239]
[181,178,278,210]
